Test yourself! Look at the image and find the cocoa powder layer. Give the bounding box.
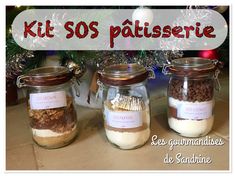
[169,106,206,121]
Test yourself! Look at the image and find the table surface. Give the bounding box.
[6,71,229,170]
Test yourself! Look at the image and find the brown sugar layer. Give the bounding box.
[32,126,78,148]
[28,96,77,133]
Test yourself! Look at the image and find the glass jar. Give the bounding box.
[17,66,79,149]
[163,57,222,137]
[98,64,151,150]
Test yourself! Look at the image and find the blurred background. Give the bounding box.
[6,5,229,107]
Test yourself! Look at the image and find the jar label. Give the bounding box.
[104,107,143,129]
[29,91,67,110]
[177,100,214,120]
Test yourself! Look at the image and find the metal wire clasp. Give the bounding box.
[96,79,104,100]
[146,67,156,79]
[16,75,28,88]
[71,78,80,97]
[213,60,223,91]
[162,64,172,75]
[214,69,221,91]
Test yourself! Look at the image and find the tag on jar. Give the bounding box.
[177,100,214,120]
[104,107,143,129]
[29,91,67,110]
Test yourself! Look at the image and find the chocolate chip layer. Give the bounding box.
[168,78,214,102]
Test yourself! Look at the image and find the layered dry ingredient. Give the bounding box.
[28,96,77,148]
[168,78,214,137]
[16,66,81,149]
[104,94,150,149]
